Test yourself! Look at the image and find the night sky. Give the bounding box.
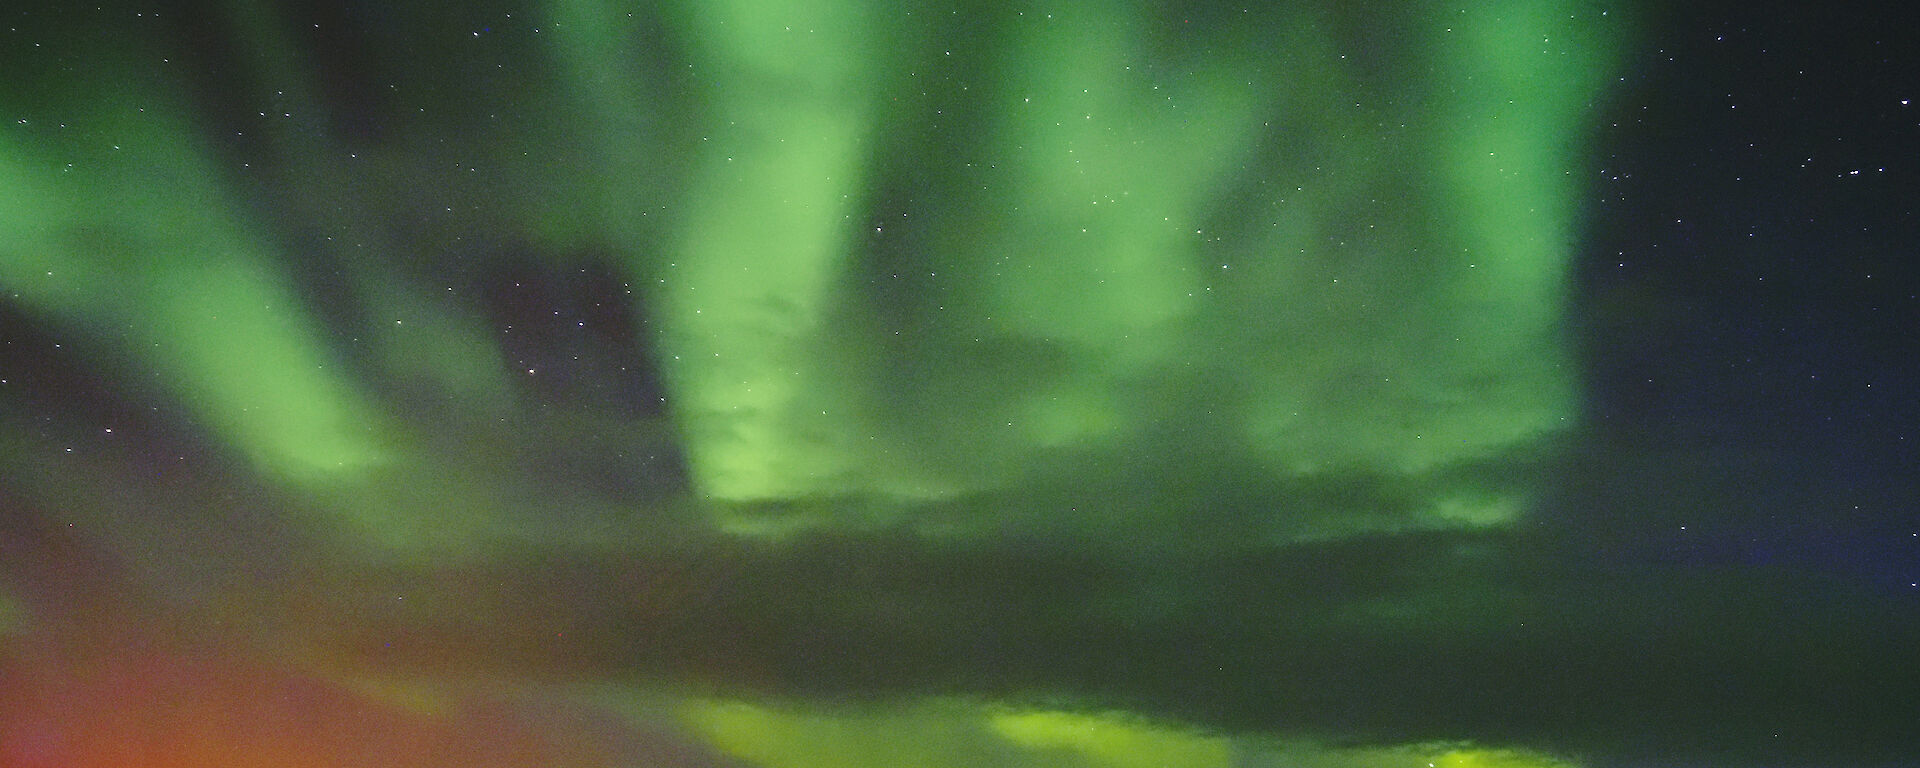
[2,1,1917,767]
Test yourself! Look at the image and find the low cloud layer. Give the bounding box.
[4,1,1916,766]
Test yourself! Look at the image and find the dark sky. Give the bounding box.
[1575,0,1918,589]
[2,1,1917,767]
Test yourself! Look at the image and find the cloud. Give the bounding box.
[6,1,1917,766]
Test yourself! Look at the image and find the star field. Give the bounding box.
[3,1,1918,767]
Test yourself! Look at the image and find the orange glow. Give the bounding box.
[0,642,605,768]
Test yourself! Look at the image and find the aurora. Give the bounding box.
[7,1,1918,766]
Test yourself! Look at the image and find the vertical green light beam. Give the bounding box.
[649,0,895,501]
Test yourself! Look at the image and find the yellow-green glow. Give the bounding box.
[1430,747,1584,768]
[684,698,1026,768]
[679,697,1584,768]
[987,709,1235,768]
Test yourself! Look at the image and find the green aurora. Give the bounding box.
[12,2,1919,767]
[2,0,1624,548]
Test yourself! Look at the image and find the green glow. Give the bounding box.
[216,0,524,422]
[0,99,392,482]
[982,3,1265,351]
[988,709,1235,768]
[656,0,1630,536]
[969,2,1277,459]
[5,0,1628,548]
[684,698,1024,768]
[680,697,1583,768]
[12,6,1905,766]
[1215,1,1620,485]
[684,699,1228,768]
[148,261,390,477]
[645,0,902,501]
[1438,3,1625,330]
[1431,747,1584,768]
